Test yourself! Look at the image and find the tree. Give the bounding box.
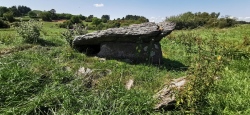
[17,5,31,16]
[92,17,102,27]
[3,12,15,22]
[28,11,37,18]
[79,14,86,20]
[101,15,110,20]
[70,15,81,24]
[49,9,56,14]
[166,11,235,29]
[86,15,94,22]
[9,6,21,17]
[0,6,9,17]
[102,18,108,23]
[39,11,52,21]
[101,15,109,23]
[49,9,57,20]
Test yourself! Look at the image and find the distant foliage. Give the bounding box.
[57,13,73,20]
[17,5,31,15]
[28,11,37,18]
[92,17,102,27]
[15,19,42,43]
[101,15,110,22]
[236,21,250,24]
[0,6,9,17]
[166,12,236,29]
[59,20,73,28]
[70,15,81,24]
[58,16,83,29]
[39,11,52,21]
[85,15,94,22]
[3,11,15,22]
[79,14,86,20]
[125,15,149,22]
[0,19,10,28]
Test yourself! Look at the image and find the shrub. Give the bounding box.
[58,20,73,28]
[61,23,87,47]
[166,12,236,29]
[3,12,15,23]
[39,11,52,21]
[15,19,42,43]
[28,11,37,18]
[70,16,81,24]
[171,33,228,114]
[0,19,10,28]
[0,33,16,45]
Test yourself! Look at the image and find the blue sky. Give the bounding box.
[1,0,250,22]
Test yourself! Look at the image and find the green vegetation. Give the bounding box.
[15,20,42,43]
[166,12,237,29]
[0,4,250,114]
[1,19,250,114]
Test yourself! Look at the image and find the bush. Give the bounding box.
[169,33,228,114]
[28,11,37,18]
[39,11,52,21]
[58,20,73,28]
[15,19,42,43]
[0,19,10,28]
[61,23,87,47]
[3,12,15,23]
[70,16,81,24]
[166,12,236,30]
[218,18,236,28]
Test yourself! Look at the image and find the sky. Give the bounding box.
[1,0,250,22]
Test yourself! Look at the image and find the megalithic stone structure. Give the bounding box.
[73,22,175,64]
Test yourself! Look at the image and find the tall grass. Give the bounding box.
[0,22,250,114]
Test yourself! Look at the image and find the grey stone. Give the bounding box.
[72,22,175,64]
[153,77,188,110]
[97,42,163,64]
[76,67,112,88]
[73,22,175,45]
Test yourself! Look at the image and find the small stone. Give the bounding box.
[77,67,92,76]
[125,79,134,90]
[62,66,72,72]
[153,77,187,110]
[144,46,148,51]
[154,44,159,49]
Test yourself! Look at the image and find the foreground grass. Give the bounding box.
[0,24,250,114]
[0,45,184,114]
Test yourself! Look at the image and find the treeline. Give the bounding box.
[0,5,149,29]
[166,12,244,30]
[0,5,31,23]
[58,14,149,30]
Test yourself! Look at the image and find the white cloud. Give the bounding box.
[149,16,165,23]
[94,3,104,7]
[237,17,250,22]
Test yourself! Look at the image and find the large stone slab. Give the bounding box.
[72,22,175,64]
[73,22,175,45]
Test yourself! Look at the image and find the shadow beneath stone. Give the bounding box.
[100,57,188,71]
[160,58,188,71]
[74,45,101,56]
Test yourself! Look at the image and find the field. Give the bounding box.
[0,22,250,114]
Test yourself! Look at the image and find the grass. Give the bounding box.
[0,22,250,114]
